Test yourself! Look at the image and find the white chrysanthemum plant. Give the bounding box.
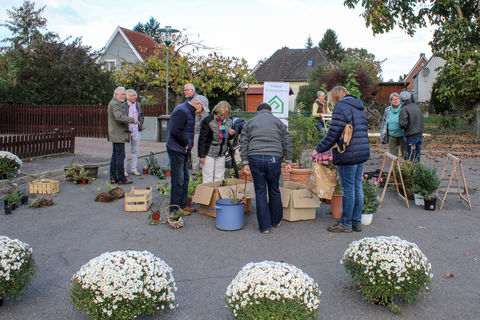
[226,261,321,319]
[0,236,36,304]
[70,250,177,319]
[0,151,22,179]
[341,236,433,314]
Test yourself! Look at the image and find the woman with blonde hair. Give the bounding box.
[312,86,370,233]
[198,101,235,182]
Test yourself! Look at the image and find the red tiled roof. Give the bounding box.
[246,87,264,94]
[120,27,164,60]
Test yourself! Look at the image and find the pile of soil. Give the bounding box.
[95,187,125,203]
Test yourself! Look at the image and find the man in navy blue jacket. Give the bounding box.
[167,95,208,212]
[313,86,370,233]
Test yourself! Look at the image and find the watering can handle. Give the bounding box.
[214,206,221,210]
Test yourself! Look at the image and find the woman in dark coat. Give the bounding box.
[312,86,370,233]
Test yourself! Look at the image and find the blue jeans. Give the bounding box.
[248,155,282,232]
[110,143,126,182]
[337,163,364,227]
[167,150,189,211]
[405,136,422,163]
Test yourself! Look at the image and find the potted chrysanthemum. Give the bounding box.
[341,236,433,314]
[0,236,36,305]
[0,151,22,180]
[226,261,321,319]
[70,250,177,319]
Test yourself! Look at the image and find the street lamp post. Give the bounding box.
[159,26,179,115]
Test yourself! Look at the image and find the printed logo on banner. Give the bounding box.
[268,95,284,114]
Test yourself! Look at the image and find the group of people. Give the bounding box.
[380,91,424,163]
[107,82,423,235]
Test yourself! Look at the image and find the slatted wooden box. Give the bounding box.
[28,179,60,195]
[124,186,152,212]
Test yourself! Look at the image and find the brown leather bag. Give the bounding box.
[333,124,353,154]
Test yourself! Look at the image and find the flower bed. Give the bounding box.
[341,236,433,314]
[226,261,321,319]
[0,235,36,301]
[70,250,176,319]
[0,151,22,179]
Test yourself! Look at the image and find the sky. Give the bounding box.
[0,0,435,81]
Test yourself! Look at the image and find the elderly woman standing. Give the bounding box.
[380,92,405,158]
[312,86,370,233]
[124,89,144,176]
[198,101,235,183]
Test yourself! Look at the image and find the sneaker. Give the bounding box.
[352,225,362,232]
[131,171,141,176]
[124,172,129,177]
[261,230,270,234]
[327,223,352,233]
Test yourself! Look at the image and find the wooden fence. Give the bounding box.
[0,129,76,159]
[0,104,166,138]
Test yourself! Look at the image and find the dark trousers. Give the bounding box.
[110,143,126,182]
[248,155,283,232]
[167,149,189,211]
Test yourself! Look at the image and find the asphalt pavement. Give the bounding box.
[0,138,479,319]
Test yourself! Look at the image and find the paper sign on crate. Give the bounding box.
[124,186,153,212]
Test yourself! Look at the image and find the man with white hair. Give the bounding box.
[399,91,424,163]
[184,83,197,101]
[167,94,209,213]
[107,86,139,184]
[123,89,144,176]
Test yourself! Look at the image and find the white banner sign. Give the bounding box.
[263,82,289,122]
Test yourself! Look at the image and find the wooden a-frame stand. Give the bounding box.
[436,154,472,211]
[378,152,409,208]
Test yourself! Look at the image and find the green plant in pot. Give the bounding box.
[288,113,320,166]
[3,188,22,213]
[362,175,380,214]
[394,159,416,200]
[413,163,441,210]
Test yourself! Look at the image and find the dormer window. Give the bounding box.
[307,59,313,66]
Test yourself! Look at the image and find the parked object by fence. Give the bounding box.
[0,128,75,159]
[0,104,165,138]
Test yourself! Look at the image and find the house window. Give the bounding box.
[307,59,313,66]
[105,60,116,71]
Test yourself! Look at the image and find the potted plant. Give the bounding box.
[3,188,22,214]
[164,205,184,229]
[70,250,177,319]
[341,236,433,314]
[148,204,162,225]
[310,150,337,201]
[0,236,36,305]
[70,167,89,184]
[146,152,159,174]
[361,174,381,225]
[394,159,416,200]
[331,177,342,219]
[187,174,203,207]
[0,151,22,180]
[413,163,441,210]
[64,163,83,181]
[164,166,171,177]
[288,113,320,184]
[226,261,321,319]
[142,166,149,174]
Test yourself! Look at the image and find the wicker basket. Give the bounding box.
[164,205,184,229]
[29,179,60,195]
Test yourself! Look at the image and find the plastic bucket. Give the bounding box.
[215,198,244,231]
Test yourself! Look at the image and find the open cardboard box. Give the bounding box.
[280,181,320,221]
[193,179,255,217]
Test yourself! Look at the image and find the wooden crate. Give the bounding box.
[28,179,60,195]
[124,186,153,212]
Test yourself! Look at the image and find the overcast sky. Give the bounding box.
[0,0,434,81]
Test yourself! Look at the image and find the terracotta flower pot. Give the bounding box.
[165,171,171,177]
[81,179,88,185]
[290,168,312,185]
[331,193,342,220]
[142,168,149,174]
[186,198,192,207]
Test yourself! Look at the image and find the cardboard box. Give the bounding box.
[280,181,320,221]
[193,179,255,217]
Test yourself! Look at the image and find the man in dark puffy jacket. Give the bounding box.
[167,95,208,213]
[313,86,370,233]
[399,91,424,163]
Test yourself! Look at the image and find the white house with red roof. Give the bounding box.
[99,26,163,70]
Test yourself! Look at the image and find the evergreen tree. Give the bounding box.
[305,35,313,49]
[318,29,344,63]
[133,17,162,43]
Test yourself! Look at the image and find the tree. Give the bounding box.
[133,17,162,44]
[305,35,313,49]
[1,1,54,49]
[318,29,344,63]
[345,0,480,141]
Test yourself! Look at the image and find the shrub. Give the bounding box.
[0,151,22,179]
[362,174,380,213]
[226,261,321,319]
[341,236,432,314]
[70,250,176,319]
[0,236,36,301]
[413,163,441,200]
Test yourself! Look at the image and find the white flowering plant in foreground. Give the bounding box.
[341,236,432,314]
[0,151,22,179]
[226,261,321,319]
[0,236,36,301]
[70,250,177,320]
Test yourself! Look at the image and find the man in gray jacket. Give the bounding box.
[240,103,293,234]
[108,86,138,184]
[399,91,424,163]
